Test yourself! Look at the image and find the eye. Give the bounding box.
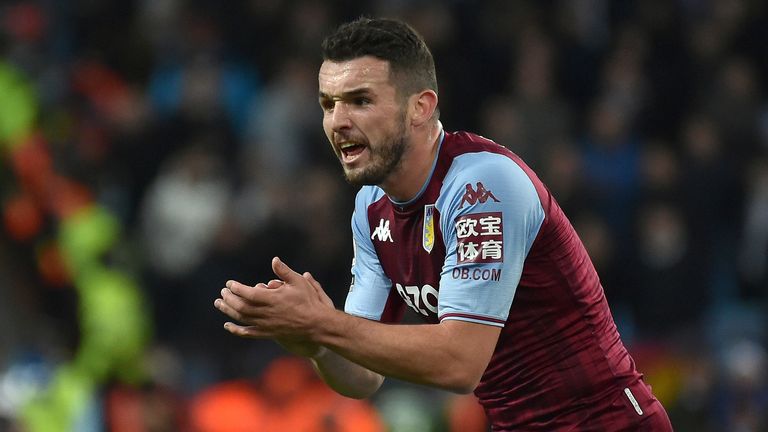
[320,99,335,112]
[352,97,371,106]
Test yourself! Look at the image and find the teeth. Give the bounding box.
[340,142,359,150]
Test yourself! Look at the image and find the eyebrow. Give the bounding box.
[318,88,373,100]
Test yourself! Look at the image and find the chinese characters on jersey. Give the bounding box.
[455,212,503,263]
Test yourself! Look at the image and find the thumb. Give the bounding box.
[271,257,302,283]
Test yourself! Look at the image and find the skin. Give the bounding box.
[215,56,502,396]
[318,56,439,201]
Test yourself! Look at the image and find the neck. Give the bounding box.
[380,121,442,202]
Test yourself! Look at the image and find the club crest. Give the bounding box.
[423,204,436,253]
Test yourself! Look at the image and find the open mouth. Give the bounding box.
[339,142,367,162]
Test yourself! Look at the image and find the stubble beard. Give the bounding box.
[342,113,409,187]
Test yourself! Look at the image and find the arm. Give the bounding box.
[309,346,385,399]
[312,308,500,394]
[219,270,384,398]
[230,322,384,399]
[216,257,500,394]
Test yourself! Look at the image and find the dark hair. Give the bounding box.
[321,17,438,99]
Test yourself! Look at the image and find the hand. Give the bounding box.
[266,278,329,358]
[214,257,335,356]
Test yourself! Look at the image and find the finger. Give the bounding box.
[226,280,272,304]
[303,272,334,307]
[214,297,248,322]
[225,280,251,295]
[223,322,270,339]
[303,271,317,285]
[219,287,261,313]
[215,294,265,323]
[304,272,323,292]
[271,257,303,283]
[266,279,284,289]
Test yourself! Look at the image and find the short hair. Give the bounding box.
[321,17,438,100]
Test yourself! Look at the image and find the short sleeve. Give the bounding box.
[436,153,544,326]
[344,187,393,321]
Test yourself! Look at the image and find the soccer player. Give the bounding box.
[215,17,674,431]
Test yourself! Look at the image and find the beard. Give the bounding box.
[341,112,409,187]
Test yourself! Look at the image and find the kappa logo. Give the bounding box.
[371,218,394,242]
[459,182,500,208]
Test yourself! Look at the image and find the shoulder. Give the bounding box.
[435,135,544,236]
[439,131,532,192]
[354,186,386,211]
[352,186,387,228]
[441,149,538,206]
[448,150,526,183]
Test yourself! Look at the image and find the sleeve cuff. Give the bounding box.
[439,312,507,327]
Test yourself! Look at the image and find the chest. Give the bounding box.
[367,203,446,319]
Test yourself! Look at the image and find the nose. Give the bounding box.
[329,101,352,132]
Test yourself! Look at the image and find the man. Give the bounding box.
[214,17,673,431]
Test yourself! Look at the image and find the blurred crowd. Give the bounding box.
[0,0,767,431]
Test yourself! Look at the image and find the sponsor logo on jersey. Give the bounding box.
[423,205,436,253]
[371,218,394,242]
[451,267,502,281]
[459,182,500,208]
[455,212,503,263]
[395,283,438,317]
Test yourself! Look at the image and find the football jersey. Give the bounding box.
[346,130,647,430]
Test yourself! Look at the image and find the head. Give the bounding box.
[319,17,439,186]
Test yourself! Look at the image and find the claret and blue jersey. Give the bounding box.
[345,130,664,430]
[347,129,544,327]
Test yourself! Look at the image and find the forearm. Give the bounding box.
[311,311,497,394]
[214,261,496,394]
[310,347,384,399]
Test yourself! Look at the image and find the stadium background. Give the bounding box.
[0,0,766,430]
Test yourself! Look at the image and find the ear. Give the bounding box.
[409,90,438,127]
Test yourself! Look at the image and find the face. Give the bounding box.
[318,56,410,186]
